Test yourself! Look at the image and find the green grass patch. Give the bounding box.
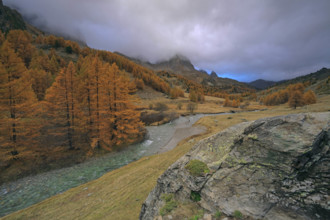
[159,193,178,216]
[189,209,204,220]
[185,159,210,176]
[215,210,222,219]
[233,210,243,219]
[190,191,201,202]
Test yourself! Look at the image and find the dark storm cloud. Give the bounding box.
[4,0,330,81]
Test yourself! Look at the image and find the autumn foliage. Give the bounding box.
[0,41,39,158]
[262,83,317,108]
[170,87,184,99]
[0,30,148,164]
[223,96,241,108]
[189,89,205,103]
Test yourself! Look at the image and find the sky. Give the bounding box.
[4,0,330,82]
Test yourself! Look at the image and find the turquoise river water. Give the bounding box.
[0,113,227,217]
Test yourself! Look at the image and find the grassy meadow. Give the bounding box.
[2,95,329,220]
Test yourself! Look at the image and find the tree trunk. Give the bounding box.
[9,75,18,157]
[64,75,73,150]
[96,72,100,149]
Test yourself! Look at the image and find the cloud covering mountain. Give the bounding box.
[4,0,330,81]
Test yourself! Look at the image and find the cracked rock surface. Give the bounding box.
[140,113,330,220]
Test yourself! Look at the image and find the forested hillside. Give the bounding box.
[0,29,162,182]
[0,13,255,182]
[1,0,328,184]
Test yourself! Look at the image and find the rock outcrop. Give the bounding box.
[0,0,26,33]
[140,113,330,219]
[210,71,218,78]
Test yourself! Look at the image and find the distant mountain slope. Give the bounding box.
[0,0,26,32]
[274,67,330,87]
[248,79,277,90]
[270,68,330,94]
[259,67,330,96]
[115,52,254,93]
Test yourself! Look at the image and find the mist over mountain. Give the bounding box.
[3,0,330,81]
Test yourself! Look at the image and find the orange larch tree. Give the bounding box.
[106,63,144,147]
[6,30,35,67]
[303,90,317,105]
[288,90,304,109]
[45,62,82,150]
[0,42,38,158]
[29,69,52,100]
[224,96,231,107]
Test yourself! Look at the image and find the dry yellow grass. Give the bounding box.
[2,95,329,220]
[136,91,265,115]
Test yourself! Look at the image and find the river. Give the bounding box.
[0,113,227,217]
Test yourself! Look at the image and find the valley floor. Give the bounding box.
[2,95,329,220]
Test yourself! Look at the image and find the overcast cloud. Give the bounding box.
[4,0,330,81]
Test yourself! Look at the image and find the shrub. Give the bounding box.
[161,193,174,202]
[303,90,317,105]
[233,210,243,219]
[190,191,201,202]
[189,210,204,220]
[65,46,73,54]
[189,90,205,103]
[154,102,168,111]
[185,159,210,176]
[224,96,231,107]
[170,87,184,99]
[140,111,178,125]
[187,103,197,114]
[159,193,178,216]
[190,216,199,220]
[215,210,222,219]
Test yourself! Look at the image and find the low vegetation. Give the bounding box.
[190,191,201,202]
[3,95,329,219]
[261,83,317,109]
[186,102,198,114]
[189,209,204,220]
[159,194,178,216]
[140,111,178,125]
[215,210,222,219]
[154,102,169,111]
[233,210,243,219]
[185,159,210,176]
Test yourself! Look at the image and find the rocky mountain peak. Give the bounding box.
[140,112,330,220]
[155,54,195,72]
[210,71,218,78]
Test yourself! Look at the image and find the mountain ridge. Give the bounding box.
[115,52,255,93]
[248,79,277,90]
[0,0,26,32]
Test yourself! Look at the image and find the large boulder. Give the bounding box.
[140,113,330,219]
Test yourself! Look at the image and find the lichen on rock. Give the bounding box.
[140,112,330,220]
